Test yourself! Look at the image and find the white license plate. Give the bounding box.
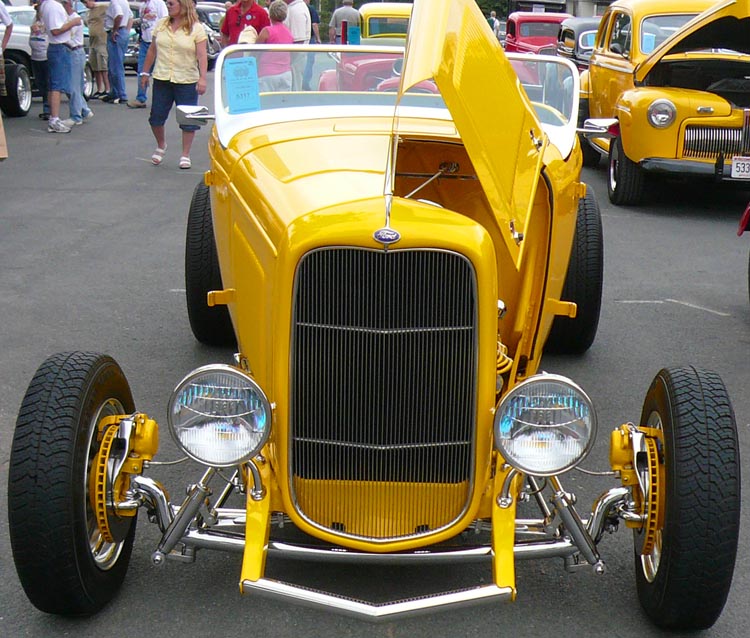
[731,156,750,178]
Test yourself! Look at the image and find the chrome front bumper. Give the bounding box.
[129,471,632,622]
[242,578,513,621]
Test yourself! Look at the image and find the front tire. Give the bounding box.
[185,181,236,347]
[545,189,603,354]
[635,366,740,630]
[608,135,644,205]
[8,352,137,615]
[0,61,32,117]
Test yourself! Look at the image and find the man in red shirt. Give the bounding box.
[221,0,270,47]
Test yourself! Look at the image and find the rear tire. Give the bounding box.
[1,61,32,117]
[635,366,740,630]
[546,189,603,354]
[185,181,237,347]
[8,352,137,615]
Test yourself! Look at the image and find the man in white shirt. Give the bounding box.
[102,0,133,103]
[284,0,309,90]
[39,0,82,132]
[128,0,167,108]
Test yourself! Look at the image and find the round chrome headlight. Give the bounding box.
[168,365,272,467]
[494,374,596,476]
[647,99,676,128]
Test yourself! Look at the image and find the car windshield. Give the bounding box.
[580,30,597,50]
[640,14,697,53]
[201,8,224,31]
[214,45,577,156]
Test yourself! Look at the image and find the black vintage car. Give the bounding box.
[556,16,601,71]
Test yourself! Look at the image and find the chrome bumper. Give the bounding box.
[639,156,745,180]
[241,578,513,621]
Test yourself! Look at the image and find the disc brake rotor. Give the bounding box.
[90,424,132,543]
[640,436,662,556]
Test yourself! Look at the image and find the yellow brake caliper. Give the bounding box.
[89,414,159,543]
[610,425,665,555]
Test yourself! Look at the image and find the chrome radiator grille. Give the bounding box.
[683,125,750,159]
[290,247,477,541]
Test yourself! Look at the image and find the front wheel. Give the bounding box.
[8,352,137,615]
[635,366,740,630]
[608,135,644,205]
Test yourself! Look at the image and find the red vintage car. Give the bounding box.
[504,11,572,54]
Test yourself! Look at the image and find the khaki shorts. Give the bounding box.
[89,44,108,72]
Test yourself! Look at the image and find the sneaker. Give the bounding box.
[112,97,126,104]
[83,110,94,121]
[48,119,71,133]
[61,118,83,127]
[127,100,147,109]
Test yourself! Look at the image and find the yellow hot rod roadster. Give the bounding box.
[8,0,740,629]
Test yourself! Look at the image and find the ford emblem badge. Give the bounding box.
[373,228,401,245]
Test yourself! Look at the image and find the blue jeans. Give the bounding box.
[106,28,129,100]
[68,48,91,122]
[149,79,199,131]
[31,59,50,114]
[135,40,153,103]
[46,43,71,93]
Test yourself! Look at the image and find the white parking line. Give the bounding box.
[665,298,731,317]
[615,299,730,316]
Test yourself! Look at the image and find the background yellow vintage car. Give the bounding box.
[7,0,740,629]
[359,1,412,41]
[582,0,750,204]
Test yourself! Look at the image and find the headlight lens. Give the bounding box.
[168,365,271,467]
[494,374,596,476]
[647,99,676,128]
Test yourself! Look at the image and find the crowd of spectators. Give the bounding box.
[8,0,364,165]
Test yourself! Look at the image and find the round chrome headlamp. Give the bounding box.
[168,365,272,467]
[647,99,676,128]
[494,374,597,476]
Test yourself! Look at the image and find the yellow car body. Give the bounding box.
[582,0,750,204]
[8,0,741,629]
[359,1,412,41]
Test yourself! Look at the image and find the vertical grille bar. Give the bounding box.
[290,248,478,542]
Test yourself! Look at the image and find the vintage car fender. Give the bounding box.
[615,87,734,163]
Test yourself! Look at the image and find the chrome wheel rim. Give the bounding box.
[640,410,664,583]
[17,71,32,113]
[85,398,127,570]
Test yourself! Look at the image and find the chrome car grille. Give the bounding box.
[290,247,478,542]
[683,112,750,159]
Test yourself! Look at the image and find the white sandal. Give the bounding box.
[179,156,191,169]
[151,145,167,165]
